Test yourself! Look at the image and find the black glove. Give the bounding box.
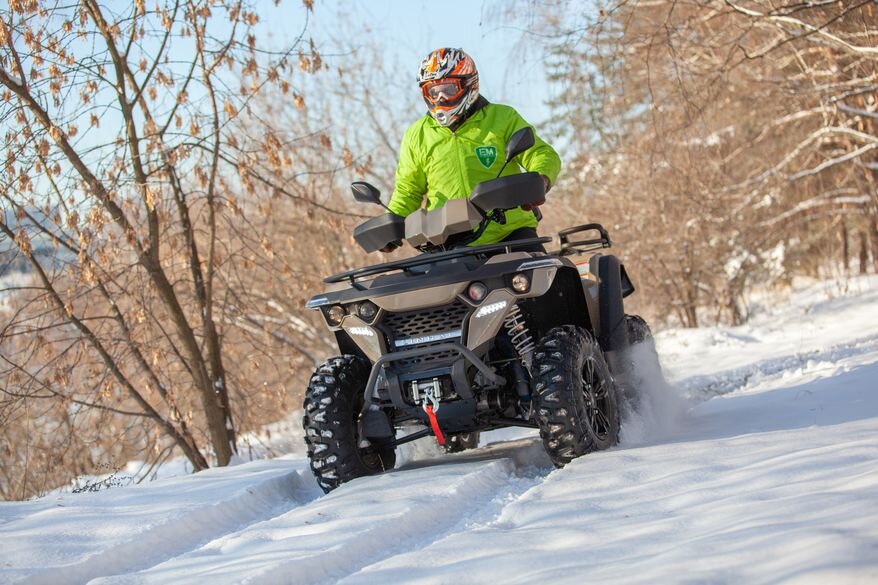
[380,240,402,254]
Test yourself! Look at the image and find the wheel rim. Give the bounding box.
[580,356,612,440]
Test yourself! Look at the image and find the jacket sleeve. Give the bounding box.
[388,124,427,217]
[509,109,561,187]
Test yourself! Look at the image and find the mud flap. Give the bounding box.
[597,255,631,385]
[359,409,394,442]
[620,263,635,298]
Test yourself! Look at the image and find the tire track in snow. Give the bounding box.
[89,439,553,585]
[337,442,557,585]
[278,438,554,585]
[679,333,878,401]
[15,467,319,585]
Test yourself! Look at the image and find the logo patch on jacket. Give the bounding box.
[474,146,497,168]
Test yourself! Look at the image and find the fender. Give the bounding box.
[596,254,628,353]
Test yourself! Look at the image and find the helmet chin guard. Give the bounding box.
[430,86,479,127]
[418,48,479,127]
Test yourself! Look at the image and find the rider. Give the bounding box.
[383,48,561,252]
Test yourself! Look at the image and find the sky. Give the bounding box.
[262,0,556,126]
[350,0,553,123]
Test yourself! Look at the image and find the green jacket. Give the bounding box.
[389,102,561,246]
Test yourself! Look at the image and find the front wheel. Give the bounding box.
[303,355,396,493]
[532,325,620,467]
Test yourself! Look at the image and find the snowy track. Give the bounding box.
[4,461,320,585]
[2,276,878,584]
[680,333,878,401]
[90,441,552,585]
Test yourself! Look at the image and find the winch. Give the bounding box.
[409,377,448,445]
[411,378,442,411]
[405,375,457,407]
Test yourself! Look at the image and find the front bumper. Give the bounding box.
[364,341,506,429]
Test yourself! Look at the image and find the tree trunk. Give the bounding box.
[205,323,236,461]
[728,289,745,326]
[683,282,699,328]
[859,230,869,275]
[146,259,234,466]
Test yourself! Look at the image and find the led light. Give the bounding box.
[357,301,378,322]
[511,273,530,293]
[305,296,330,309]
[474,300,508,319]
[517,258,562,271]
[327,305,345,325]
[348,326,374,337]
[467,282,488,302]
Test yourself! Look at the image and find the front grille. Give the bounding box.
[382,300,470,341]
[380,300,470,366]
[394,340,458,367]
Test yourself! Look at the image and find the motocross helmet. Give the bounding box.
[418,48,480,127]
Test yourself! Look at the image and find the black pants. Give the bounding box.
[500,226,545,252]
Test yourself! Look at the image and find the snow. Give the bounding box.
[2,275,878,584]
[0,270,33,309]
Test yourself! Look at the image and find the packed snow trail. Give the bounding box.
[1,275,877,584]
[89,443,552,585]
[1,459,320,585]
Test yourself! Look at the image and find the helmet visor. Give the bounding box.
[422,79,465,104]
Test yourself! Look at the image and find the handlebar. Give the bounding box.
[415,205,518,254]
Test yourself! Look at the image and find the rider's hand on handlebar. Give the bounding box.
[520,175,551,212]
[380,240,402,253]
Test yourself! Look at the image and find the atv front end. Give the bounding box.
[308,244,571,439]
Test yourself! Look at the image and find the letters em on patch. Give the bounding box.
[475,146,497,168]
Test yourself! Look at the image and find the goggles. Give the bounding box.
[421,78,465,104]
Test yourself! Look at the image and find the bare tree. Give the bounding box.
[504,0,877,326]
[0,0,320,498]
[219,29,422,414]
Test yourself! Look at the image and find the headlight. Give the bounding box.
[326,305,345,325]
[356,301,378,322]
[467,282,488,302]
[511,273,530,293]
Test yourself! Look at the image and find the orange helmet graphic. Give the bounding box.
[417,48,480,127]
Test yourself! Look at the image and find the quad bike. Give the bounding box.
[303,128,658,493]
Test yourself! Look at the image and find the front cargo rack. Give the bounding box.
[324,237,553,285]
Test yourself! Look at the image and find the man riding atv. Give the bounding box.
[301,49,655,494]
[383,47,561,252]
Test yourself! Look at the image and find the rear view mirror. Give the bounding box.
[504,127,535,163]
[494,127,535,178]
[351,181,383,205]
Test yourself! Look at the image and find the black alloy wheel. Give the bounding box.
[531,325,620,467]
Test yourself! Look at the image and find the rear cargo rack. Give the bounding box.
[554,223,612,256]
[324,237,552,285]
